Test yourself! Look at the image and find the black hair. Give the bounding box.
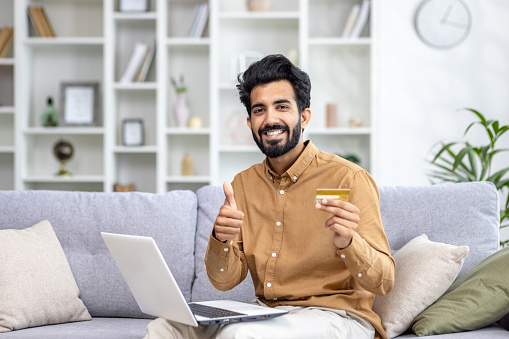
[236,54,311,116]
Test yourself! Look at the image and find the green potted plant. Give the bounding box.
[427,108,509,247]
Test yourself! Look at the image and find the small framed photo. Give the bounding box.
[122,119,144,146]
[118,0,149,12]
[60,82,100,126]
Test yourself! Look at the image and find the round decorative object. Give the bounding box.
[188,116,204,129]
[414,0,472,49]
[53,139,74,177]
[247,0,270,12]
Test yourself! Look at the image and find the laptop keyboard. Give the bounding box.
[189,303,246,318]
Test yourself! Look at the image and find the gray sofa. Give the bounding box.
[0,182,507,338]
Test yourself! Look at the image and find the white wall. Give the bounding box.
[375,0,509,188]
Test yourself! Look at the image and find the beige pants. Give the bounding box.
[144,300,375,339]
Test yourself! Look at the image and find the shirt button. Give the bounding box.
[230,240,233,245]
[220,268,224,272]
[340,254,346,259]
[357,273,363,278]
[267,283,272,288]
[273,298,277,301]
[280,190,284,195]
[276,221,281,226]
[293,176,297,181]
[224,248,229,252]
[272,253,277,257]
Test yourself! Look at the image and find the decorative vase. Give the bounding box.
[247,0,270,12]
[182,153,194,176]
[174,93,190,128]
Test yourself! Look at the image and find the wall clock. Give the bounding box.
[414,0,472,49]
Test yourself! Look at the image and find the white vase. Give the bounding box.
[174,93,190,128]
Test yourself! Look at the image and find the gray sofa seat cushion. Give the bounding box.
[379,182,500,278]
[0,190,197,318]
[0,318,151,339]
[192,186,256,302]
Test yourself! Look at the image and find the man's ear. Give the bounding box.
[247,115,252,129]
[301,108,311,129]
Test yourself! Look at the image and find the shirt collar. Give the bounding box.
[263,140,317,183]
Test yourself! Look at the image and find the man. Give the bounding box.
[145,54,395,339]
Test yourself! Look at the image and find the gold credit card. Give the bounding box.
[315,189,350,204]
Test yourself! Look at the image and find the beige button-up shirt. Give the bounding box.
[206,141,395,339]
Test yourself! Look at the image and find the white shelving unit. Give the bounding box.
[0,0,15,190]
[2,0,375,193]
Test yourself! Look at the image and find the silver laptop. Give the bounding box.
[101,232,287,327]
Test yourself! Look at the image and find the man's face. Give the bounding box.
[247,80,304,158]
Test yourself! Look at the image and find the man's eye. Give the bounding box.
[252,108,264,114]
[278,105,289,110]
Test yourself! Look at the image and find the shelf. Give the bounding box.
[114,146,158,153]
[219,82,237,90]
[113,12,158,21]
[0,106,15,114]
[308,37,372,46]
[23,176,105,183]
[24,127,105,135]
[219,11,300,20]
[166,38,211,46]
[113,82,158,90]
[166,128,210,135]
[0,146,15,153]
[0,58,14,65]
[25,37,105,46]
[166,176,210,183]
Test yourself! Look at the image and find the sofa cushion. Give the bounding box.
[0,220,91,332]
[192,186,256,302]
[0,317,151,339]
[0,190,197,318]
[412,247,509,336]
[373,234,468,338]
[379,182,499,278]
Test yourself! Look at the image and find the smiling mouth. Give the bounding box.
[265,130,284,137]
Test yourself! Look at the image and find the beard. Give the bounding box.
[251,119,302,158]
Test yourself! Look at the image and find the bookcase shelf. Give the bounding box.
[3,0,376,192]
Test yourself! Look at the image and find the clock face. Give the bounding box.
[414,0,472,49]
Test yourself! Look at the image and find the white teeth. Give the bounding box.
[266,130,283,136]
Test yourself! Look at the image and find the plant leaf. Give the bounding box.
[487,167,509,183]
[467,149,479,180]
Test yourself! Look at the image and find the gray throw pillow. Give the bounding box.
[0,220,91,332]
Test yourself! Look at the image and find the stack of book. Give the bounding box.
[27,6,55,37]
[341,0,370,38]
[188,3,209,38]
[0,26,14,58]
[120,41,156,83]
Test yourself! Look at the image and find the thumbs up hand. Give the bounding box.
[213,182,244,242]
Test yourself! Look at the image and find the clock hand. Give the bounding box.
[440,4,453,24]
[442,20,468,29]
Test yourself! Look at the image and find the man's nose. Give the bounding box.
[264,107,279,125]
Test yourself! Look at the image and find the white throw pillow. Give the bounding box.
[0,220,91,332]
[372,234,469,338]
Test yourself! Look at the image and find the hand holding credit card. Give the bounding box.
[315,189,350,204]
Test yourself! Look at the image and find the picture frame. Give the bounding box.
[60,82,100,126]
[122,119,144,146]
[118,0,149,12]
